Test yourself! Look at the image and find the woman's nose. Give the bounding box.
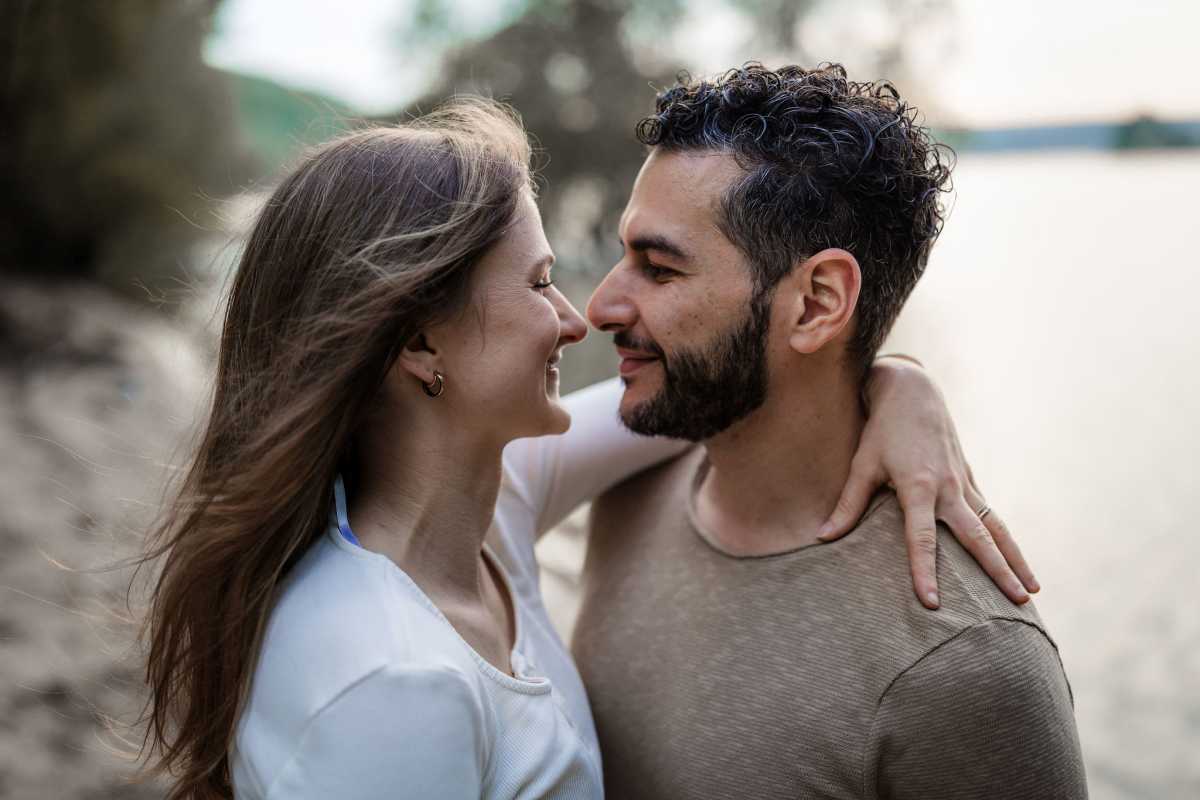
[555,288,588,345]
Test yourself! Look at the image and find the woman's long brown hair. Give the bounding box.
[136,98,533,799]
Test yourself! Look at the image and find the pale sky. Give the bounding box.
[205,0,1200,125]
[934,0,1200,126]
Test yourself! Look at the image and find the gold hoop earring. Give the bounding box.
[422,371,445,398]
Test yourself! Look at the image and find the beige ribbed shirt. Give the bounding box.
[572,448,1087,799]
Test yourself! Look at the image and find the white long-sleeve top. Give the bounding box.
[231,379,684,799]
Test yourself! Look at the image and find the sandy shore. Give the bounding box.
[0,280,204,798]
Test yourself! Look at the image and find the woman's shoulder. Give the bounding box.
[233,532,496,793]
[250,532,488,715]
[235,644,492,799]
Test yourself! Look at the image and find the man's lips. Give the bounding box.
[616,347,659,377]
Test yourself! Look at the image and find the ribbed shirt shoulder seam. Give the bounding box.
[875,616,1052,707]
[859,616,1057,799]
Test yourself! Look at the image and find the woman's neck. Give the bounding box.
[349,412,504,606]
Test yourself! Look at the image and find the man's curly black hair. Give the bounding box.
[636,62,953,375]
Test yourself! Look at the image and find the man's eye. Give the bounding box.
[645,263,678,282]
[533,278,554,290]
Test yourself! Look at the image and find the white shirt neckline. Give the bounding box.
[327,476,550,695]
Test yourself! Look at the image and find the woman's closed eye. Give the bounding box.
[533,275,554,291]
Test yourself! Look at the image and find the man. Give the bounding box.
[571,64,1087,799]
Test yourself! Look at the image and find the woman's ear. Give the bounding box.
[787,248,861,355]
[395,331,440,385]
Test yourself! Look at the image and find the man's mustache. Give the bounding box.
[613,332,665,360]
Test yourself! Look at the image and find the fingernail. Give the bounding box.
[925,591,939,608]
[1029,577,1041,593]
[817,523,834,540]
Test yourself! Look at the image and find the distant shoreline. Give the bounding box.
[938,115,1200,153]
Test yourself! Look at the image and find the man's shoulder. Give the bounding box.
[834,492,1056,674]
[852,501,1083,796]
[894,617,1063,694]
[855,492,1047,618]
[868,616,1085,799]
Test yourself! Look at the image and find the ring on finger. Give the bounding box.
[975,503,992,521]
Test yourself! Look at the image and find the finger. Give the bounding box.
[941,495,1030,605]
[964,483,1040,593]
[964,460,980,494]
[819,456,885,542]
[896,483,941,609]
[980,506,1040,594]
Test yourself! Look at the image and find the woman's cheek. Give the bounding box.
[537,294,562,348]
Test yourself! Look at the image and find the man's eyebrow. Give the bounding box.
[621,234,691,262]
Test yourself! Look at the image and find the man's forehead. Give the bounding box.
[620,149,742,238]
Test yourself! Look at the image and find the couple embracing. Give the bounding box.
[140,63,1087,799]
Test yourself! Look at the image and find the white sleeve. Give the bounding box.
[265,665,489,800]
[501,377,689,537]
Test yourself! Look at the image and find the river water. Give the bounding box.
[890,150,1200,799]
[541,150,1200,799]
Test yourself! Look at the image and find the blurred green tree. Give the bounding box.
[0,0,254,301]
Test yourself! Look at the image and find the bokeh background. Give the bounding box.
[2,0,1198,797]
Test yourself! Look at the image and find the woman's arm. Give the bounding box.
[501,377,688,538]
[819,355,1039,609]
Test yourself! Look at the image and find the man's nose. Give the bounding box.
[586,263,637,333]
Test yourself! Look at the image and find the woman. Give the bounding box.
[139,98,1033,799]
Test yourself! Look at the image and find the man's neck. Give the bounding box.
[695,368,866,555]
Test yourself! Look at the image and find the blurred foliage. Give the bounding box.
[1,0,255,302]
[225,71,355,175]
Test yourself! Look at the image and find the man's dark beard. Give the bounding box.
[618,289,773,442]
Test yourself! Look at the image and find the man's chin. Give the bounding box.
[617,391,668,438]
[617,408,648,436]
[617,394,647,434]
[617,375,661,418]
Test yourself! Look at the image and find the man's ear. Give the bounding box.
[786,248,861,355]
[394,331,441,386]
